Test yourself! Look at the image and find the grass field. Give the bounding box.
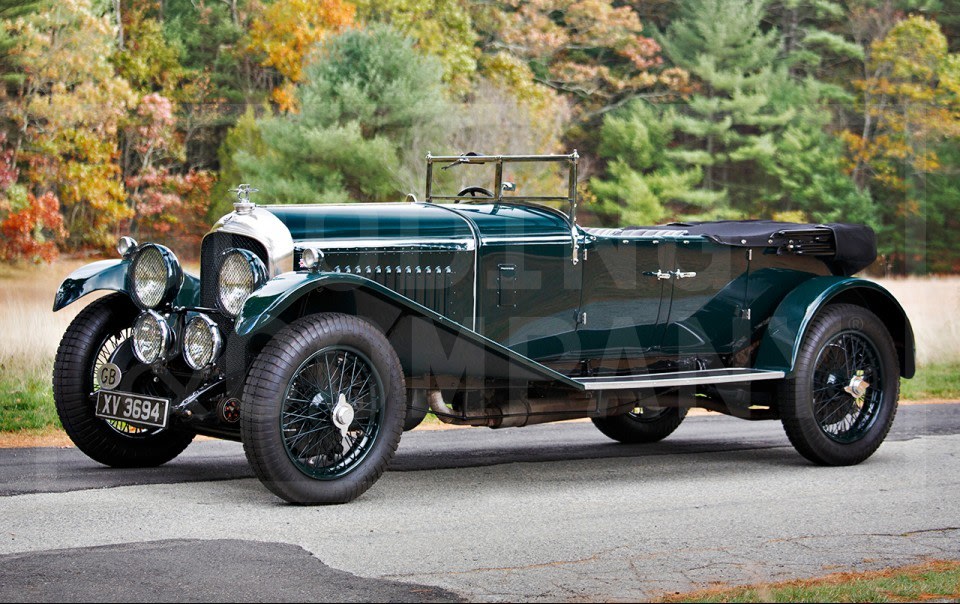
[0,259,958,432]
[661,559,960,603]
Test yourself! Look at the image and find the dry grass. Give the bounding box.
[870,276,960,366]
[0,257,200,376]
[0,258,103,376]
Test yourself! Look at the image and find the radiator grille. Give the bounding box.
[200,233,268,310]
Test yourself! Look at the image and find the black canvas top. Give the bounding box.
[611,220,877,276]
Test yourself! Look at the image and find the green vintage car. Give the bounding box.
[52,153,915,504]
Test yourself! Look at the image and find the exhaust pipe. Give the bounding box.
[425,389,640,429]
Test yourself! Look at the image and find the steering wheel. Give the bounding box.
[455,185,494,203]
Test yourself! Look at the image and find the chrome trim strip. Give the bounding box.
[479,235,573,245]
[294,237,475,251]
[575,368,786,391]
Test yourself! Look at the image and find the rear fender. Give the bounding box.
[755,276,915,378]
[235,271,579,386]
[52,259,200,311]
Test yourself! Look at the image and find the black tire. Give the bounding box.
[592,405,688,444]
[403,389,429,431]
[779,303,900,466]
[53,294,195,467]
[241,313,406,504]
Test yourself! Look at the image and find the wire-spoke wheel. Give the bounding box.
[592,404,687,444]
[53,294,194,467]
[242,313,405,504]
[780,304,900,466]
[281,347,384,480]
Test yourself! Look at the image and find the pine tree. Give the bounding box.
[233,25,450,204]
[0,0,43,89]
[590,0,870,226]
[658,0,793,213]
[768,0,864,79]
[210,105,268,219]
[589,100,723,225]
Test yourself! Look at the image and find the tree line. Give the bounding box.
[1,0,958,273]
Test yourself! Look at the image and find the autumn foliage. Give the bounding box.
[0,1,958,273]
[248,0,355,111]
[0,191,66,262]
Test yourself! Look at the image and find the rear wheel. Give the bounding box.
[779,304,899,466]
[592,405,687,444]
[241,313,405,504]
[53,294,194,467]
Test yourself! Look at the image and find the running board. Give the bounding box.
[573,368,785,391]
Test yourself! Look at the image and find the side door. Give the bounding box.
[575,235,673,371]
[660,238,752,358]
[477,237,583,361]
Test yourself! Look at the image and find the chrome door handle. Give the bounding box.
[643,270,672,280]
[672,270,697,279]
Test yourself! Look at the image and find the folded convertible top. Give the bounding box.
[623,220,877,276]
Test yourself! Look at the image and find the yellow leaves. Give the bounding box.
[478,0,684,116]
[248,0,355,111]
[871,16,947,84]
[479,52,559,114]
[353,0,478,94]
[2,0,136,249]
[846,15,960,204]
[270,83,298,114]
[772,210,808,224]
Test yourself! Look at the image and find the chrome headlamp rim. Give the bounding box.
[132,310,174,365]
[216,248,268,317]
[117,236,138,257]
[300,247,325,271]
[182,314,223,370]
[128,243,184,310]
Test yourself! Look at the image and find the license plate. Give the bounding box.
[95,391,170,429]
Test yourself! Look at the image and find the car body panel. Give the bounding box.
[53,259,201,312]
[576,235,670,363]
[755,276,916,378]
[233,270,582,387]
[661,238,752,355]
[267,203,475,242]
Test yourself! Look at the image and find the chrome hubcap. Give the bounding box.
[844,373,871,400]
[332,393,355,439]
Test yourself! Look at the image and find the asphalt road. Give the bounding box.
[2,403,959,602]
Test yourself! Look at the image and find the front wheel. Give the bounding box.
[779,304,900,466]
[53,294,195,467]
[241,313,406,504]
[592,405,687,444]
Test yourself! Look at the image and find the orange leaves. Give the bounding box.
[248,0,355,111]
[127,169,215,249]
[0,192,66,262]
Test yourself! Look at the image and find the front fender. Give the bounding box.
[755,276,915,378]
[53,259,200,311]
[233,271,461,337]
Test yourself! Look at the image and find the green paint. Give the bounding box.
[755,276,915,376]
[52,258,200,311]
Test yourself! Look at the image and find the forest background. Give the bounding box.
[2,0,959,275]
